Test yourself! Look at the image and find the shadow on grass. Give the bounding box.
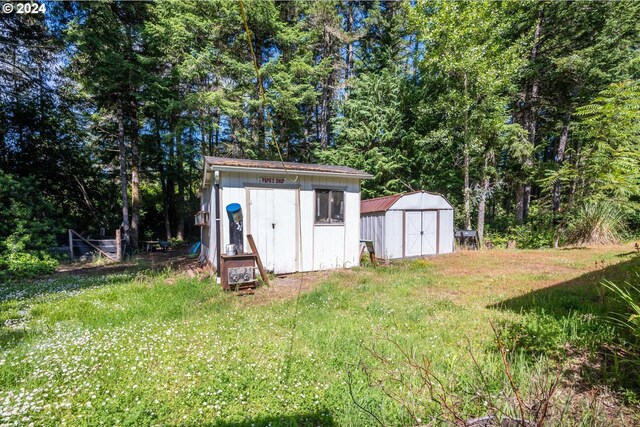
[169,411,335,427]
[490,253,640,392]
[0,328,28,349]
[490,254,640,318]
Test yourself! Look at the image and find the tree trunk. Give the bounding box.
[522,183,532,222]
[254,39,265,154]
[345,4,354,86]
[230,115,244,156]
[320,26,335,149]
[130,99,140,250]
[552,117,571,249]
[281,125,289,161]
[212,108,220,155]
[567,138,581,208]
[517,8,544,225]
[515,188,524,225]
[463,73,471,230]
[315,104,320,143]
[215,113,220,151]
[117,106,130,245]
[166,116,176,239]
[200,119,207,158]
[477,152,492,247]
[303,109,311,154]
[155,117,172,240]
[175,127,185,241]
[320,76,332,149]
[464,148,471,230]
[553,114,571,214]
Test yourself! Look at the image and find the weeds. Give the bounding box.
[352,325,565,427]
[565,202,626,246]
[602,273,640,371]
[602,277,640,340]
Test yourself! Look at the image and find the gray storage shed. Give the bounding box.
[360,191,455,259]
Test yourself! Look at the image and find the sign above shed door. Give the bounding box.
[248,188,298,274]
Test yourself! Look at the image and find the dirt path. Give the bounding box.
[239,270,332,306]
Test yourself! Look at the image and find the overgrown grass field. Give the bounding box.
[1,246,639,426]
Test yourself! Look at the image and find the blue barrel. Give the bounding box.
[226,203,243,223]
[226,203,244,253]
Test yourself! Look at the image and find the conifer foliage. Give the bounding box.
[0,0,638,253]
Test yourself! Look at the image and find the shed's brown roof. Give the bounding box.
[360,194,402,214]
[204,156,372,178]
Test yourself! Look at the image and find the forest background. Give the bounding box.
[1,0,639,273]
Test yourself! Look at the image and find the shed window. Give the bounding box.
[315,189,344,224]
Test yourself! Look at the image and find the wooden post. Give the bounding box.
[68,229,74,260]
[365,240,378,266]
[115,229,122,262]
[246,234,269,287]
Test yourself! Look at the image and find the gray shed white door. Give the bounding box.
[248,188,298,274]
[404,211,438,257]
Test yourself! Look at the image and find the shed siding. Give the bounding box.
[302,174,361,271]
[360,213,385,259]
[202,184,216,264]
[384,210,404,259]
[200,186,211,262]
[203,169,361,274]
[438,209,455,254]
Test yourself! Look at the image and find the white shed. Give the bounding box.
[198,157,372,275]
[360,191,455,259]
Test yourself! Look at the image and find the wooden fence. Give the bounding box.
[68,229,122,262]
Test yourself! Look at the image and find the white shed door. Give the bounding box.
[405,211,422,257]
[248,188,298,274]
[404,210,438,257]
[421,211,438,255]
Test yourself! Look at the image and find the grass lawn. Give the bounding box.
[1,246,639,426]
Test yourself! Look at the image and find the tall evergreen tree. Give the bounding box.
[67,2,149,248]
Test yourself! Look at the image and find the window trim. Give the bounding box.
[314,189,345,225]
[311,184,348,191]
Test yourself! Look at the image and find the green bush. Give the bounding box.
[0,171,61,280]
[169,237,185,246]
[485,224,554,249]
[0,251,59,279]
[508,225,554,249]
[484,231,509,248]
[484,204,555,249]
[627,211,640,238]
[0,171,60,253]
